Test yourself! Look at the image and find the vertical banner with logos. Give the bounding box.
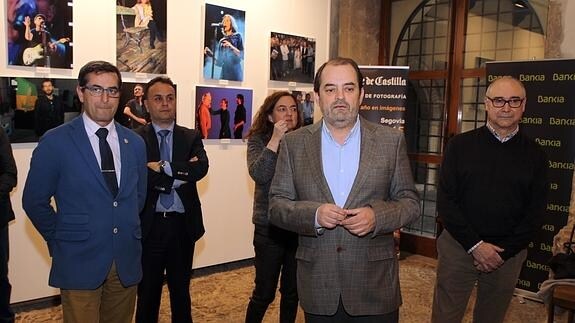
[486,59,575,297]
[359,66,409,254]
[359,66,409,130]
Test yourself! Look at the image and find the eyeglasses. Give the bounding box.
[82,85,121,98]
[486,96,524,109]
[275,106,297,113]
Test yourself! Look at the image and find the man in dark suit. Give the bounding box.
[135,76,209,323]
[269,57,420,322]
[23,61,148,323]
[0,128,16,323]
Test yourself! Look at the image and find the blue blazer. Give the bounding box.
[23,116,147,289]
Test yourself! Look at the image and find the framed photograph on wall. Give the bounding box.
[113,81,178,130]
[116,0,167,74]
[0,77,81,143]
[6,0,73,69]
[268,88,315,125]
[195,86,252,140]
[203,4,245,82]
[270,32,315,83]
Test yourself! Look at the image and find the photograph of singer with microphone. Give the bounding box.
[203,4,245,82]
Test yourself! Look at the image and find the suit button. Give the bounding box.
[113,227,118,234]
[113,201,118,207]
[336,246,343,253]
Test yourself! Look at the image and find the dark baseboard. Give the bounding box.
[12,295,61,314]
[193,258,254,278]
[11,258,256,313]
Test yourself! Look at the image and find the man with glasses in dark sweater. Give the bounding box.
[431,76,548,323]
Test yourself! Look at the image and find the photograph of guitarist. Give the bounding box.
[23,13,69,67]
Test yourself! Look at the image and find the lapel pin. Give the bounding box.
[124,138,129,144]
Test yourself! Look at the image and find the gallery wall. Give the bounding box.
[0,0,330,303]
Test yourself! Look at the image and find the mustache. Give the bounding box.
[331,99,349,109]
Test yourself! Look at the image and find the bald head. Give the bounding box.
[486,76,526,99]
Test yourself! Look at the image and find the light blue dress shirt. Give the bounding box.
[321,117,361,207]
[152,122,186,213]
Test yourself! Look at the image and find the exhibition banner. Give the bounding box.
[359,66,409,254]
[359,66,409,130]
[486,59,575,296]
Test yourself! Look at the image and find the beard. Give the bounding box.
[324,99,357,128]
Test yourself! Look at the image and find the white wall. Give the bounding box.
[0,0,330,303]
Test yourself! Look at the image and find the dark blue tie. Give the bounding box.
[159,130,174,208]
[95,128,118,197]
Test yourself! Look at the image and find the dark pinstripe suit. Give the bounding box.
[269,118,420,316]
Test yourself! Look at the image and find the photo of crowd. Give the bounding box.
[270,32,315,84]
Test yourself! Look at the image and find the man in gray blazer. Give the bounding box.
[269,57,420,322]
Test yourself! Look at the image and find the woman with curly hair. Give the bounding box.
[245,91,302,323]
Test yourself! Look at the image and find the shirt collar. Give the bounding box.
[321,115,360,145]
[152,122,175,134]
[486,122,518,143]
[82,113,117,139]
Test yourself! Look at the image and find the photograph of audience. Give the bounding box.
[195,86,252,140]
[203,4,245,82]
[116,0,167,74]
[7,0,73,69]
[270,32,315,84]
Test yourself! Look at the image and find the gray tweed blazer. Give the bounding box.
[269,117,420,316]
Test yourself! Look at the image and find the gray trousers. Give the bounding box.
[431,230,527,323]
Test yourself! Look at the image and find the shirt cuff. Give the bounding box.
[162,161,173,177]
[467,240,484,254]
[314,207,324,235]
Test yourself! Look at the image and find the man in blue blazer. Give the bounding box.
[23,61,147,323]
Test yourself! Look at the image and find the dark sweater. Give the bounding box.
[246,132,277,226]
[437,126,548,260]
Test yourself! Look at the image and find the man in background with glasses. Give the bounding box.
[23,60,147,323]
[431,76,548,323]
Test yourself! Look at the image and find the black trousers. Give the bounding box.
[234,125,244,139]
[0,225,13,323]
[245,224,298,323]
[136,213,195,323]
[148,20,158,48]
[305,299,399,323]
